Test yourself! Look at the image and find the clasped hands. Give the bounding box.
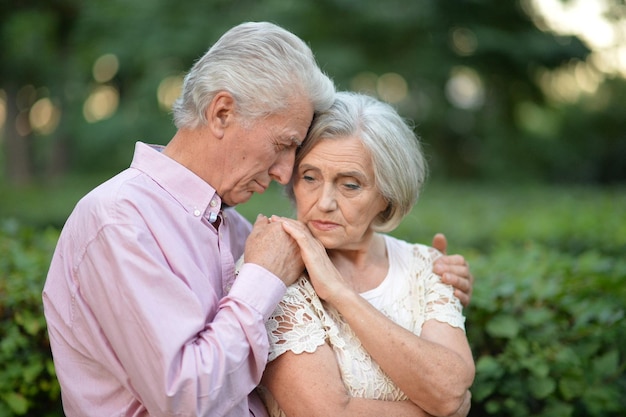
[245,215,473,307]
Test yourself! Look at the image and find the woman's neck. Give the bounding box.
[328,234,389,293]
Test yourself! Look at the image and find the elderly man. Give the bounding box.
[43,22,472,417]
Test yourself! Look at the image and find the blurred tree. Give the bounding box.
[1,0,624,185]
[0,0,81,184]
[294,0,594,180]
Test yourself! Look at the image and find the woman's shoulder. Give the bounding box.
[383,234,443,264]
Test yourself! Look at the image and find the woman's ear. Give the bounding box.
[380,202,392,221]
[206,92,235,139]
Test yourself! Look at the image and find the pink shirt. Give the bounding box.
[43,142,286,417]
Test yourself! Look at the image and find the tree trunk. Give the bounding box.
[3,85,34,186]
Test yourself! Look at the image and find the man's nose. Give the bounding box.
[269,151,296,185]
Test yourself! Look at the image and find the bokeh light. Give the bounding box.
[157,75,183,111]
[536,59,603,104]
[377,72,408,104]
[445,66,485,110]
[450,27,478,56]
[83,85,119,123]
[30,97,61,135]
[349,72,408,104]
[16,110,31,136]
[350,71,378,96]
[93,54,120,83]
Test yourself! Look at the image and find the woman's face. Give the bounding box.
[293,135,388,250]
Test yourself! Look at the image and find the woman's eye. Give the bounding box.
[343,183,360,190]
[302,175,315,182]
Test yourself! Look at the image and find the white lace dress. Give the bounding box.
[256,235,466,417]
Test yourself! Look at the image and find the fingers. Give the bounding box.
[275,218,326,260]
[435,253,473,308]
[245,215,304,285]
[255,213,269,222]
[431,233,448,254]
[440,272,473,308]
[456,291,471,309]
[270,216,311,242]
[433,254,466,275]
[441,274,472,307]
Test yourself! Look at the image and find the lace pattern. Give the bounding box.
[258,236,466,416]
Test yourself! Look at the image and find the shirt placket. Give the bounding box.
[217,211,236,295]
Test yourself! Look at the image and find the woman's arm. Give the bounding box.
[277,218,475,417]
[262,341,431,417]
[343,292,474,416]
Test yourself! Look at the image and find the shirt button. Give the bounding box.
[193,209,201,217]
[210,199,218,208]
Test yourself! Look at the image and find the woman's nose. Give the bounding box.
[316,184,338,211]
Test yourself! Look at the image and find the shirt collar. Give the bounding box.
[129,142,222,220]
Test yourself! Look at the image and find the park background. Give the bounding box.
[0,0,624,416]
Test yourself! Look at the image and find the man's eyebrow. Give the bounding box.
[289,136,302,147]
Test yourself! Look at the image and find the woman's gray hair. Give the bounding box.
[172,21,335,129]
[288,91,427,232]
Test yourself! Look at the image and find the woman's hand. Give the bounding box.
[431,233,474,307]
[271,216,349,302]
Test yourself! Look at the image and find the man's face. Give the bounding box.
[219,97,314,206]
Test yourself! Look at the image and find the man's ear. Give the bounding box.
[206,92,235,139]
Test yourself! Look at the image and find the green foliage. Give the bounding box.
[466,244,626,417]
[0,182,624,417]
[0,221,62,417]
[3,0,626,185]
[242,182,626,417]
[395,181,626,257]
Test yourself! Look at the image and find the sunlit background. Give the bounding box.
[2,1,623,132]
[1,0,625,188]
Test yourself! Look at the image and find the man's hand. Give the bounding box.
[244,214,304,286]
[432,233,474,308]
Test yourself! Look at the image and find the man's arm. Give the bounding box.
[78,222,285,416]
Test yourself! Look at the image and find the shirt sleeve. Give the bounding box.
[77,222,285,417]
[264,276,328,361]
[420,245,466,330]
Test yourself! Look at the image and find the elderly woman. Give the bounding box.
[258,92,475,417]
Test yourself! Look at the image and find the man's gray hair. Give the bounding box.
[172,21,335,129]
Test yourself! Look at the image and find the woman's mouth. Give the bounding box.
[309,220,339,231]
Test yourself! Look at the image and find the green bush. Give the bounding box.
[466,243,626,417]
[0,220,62,417]
[1,183,624,417]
